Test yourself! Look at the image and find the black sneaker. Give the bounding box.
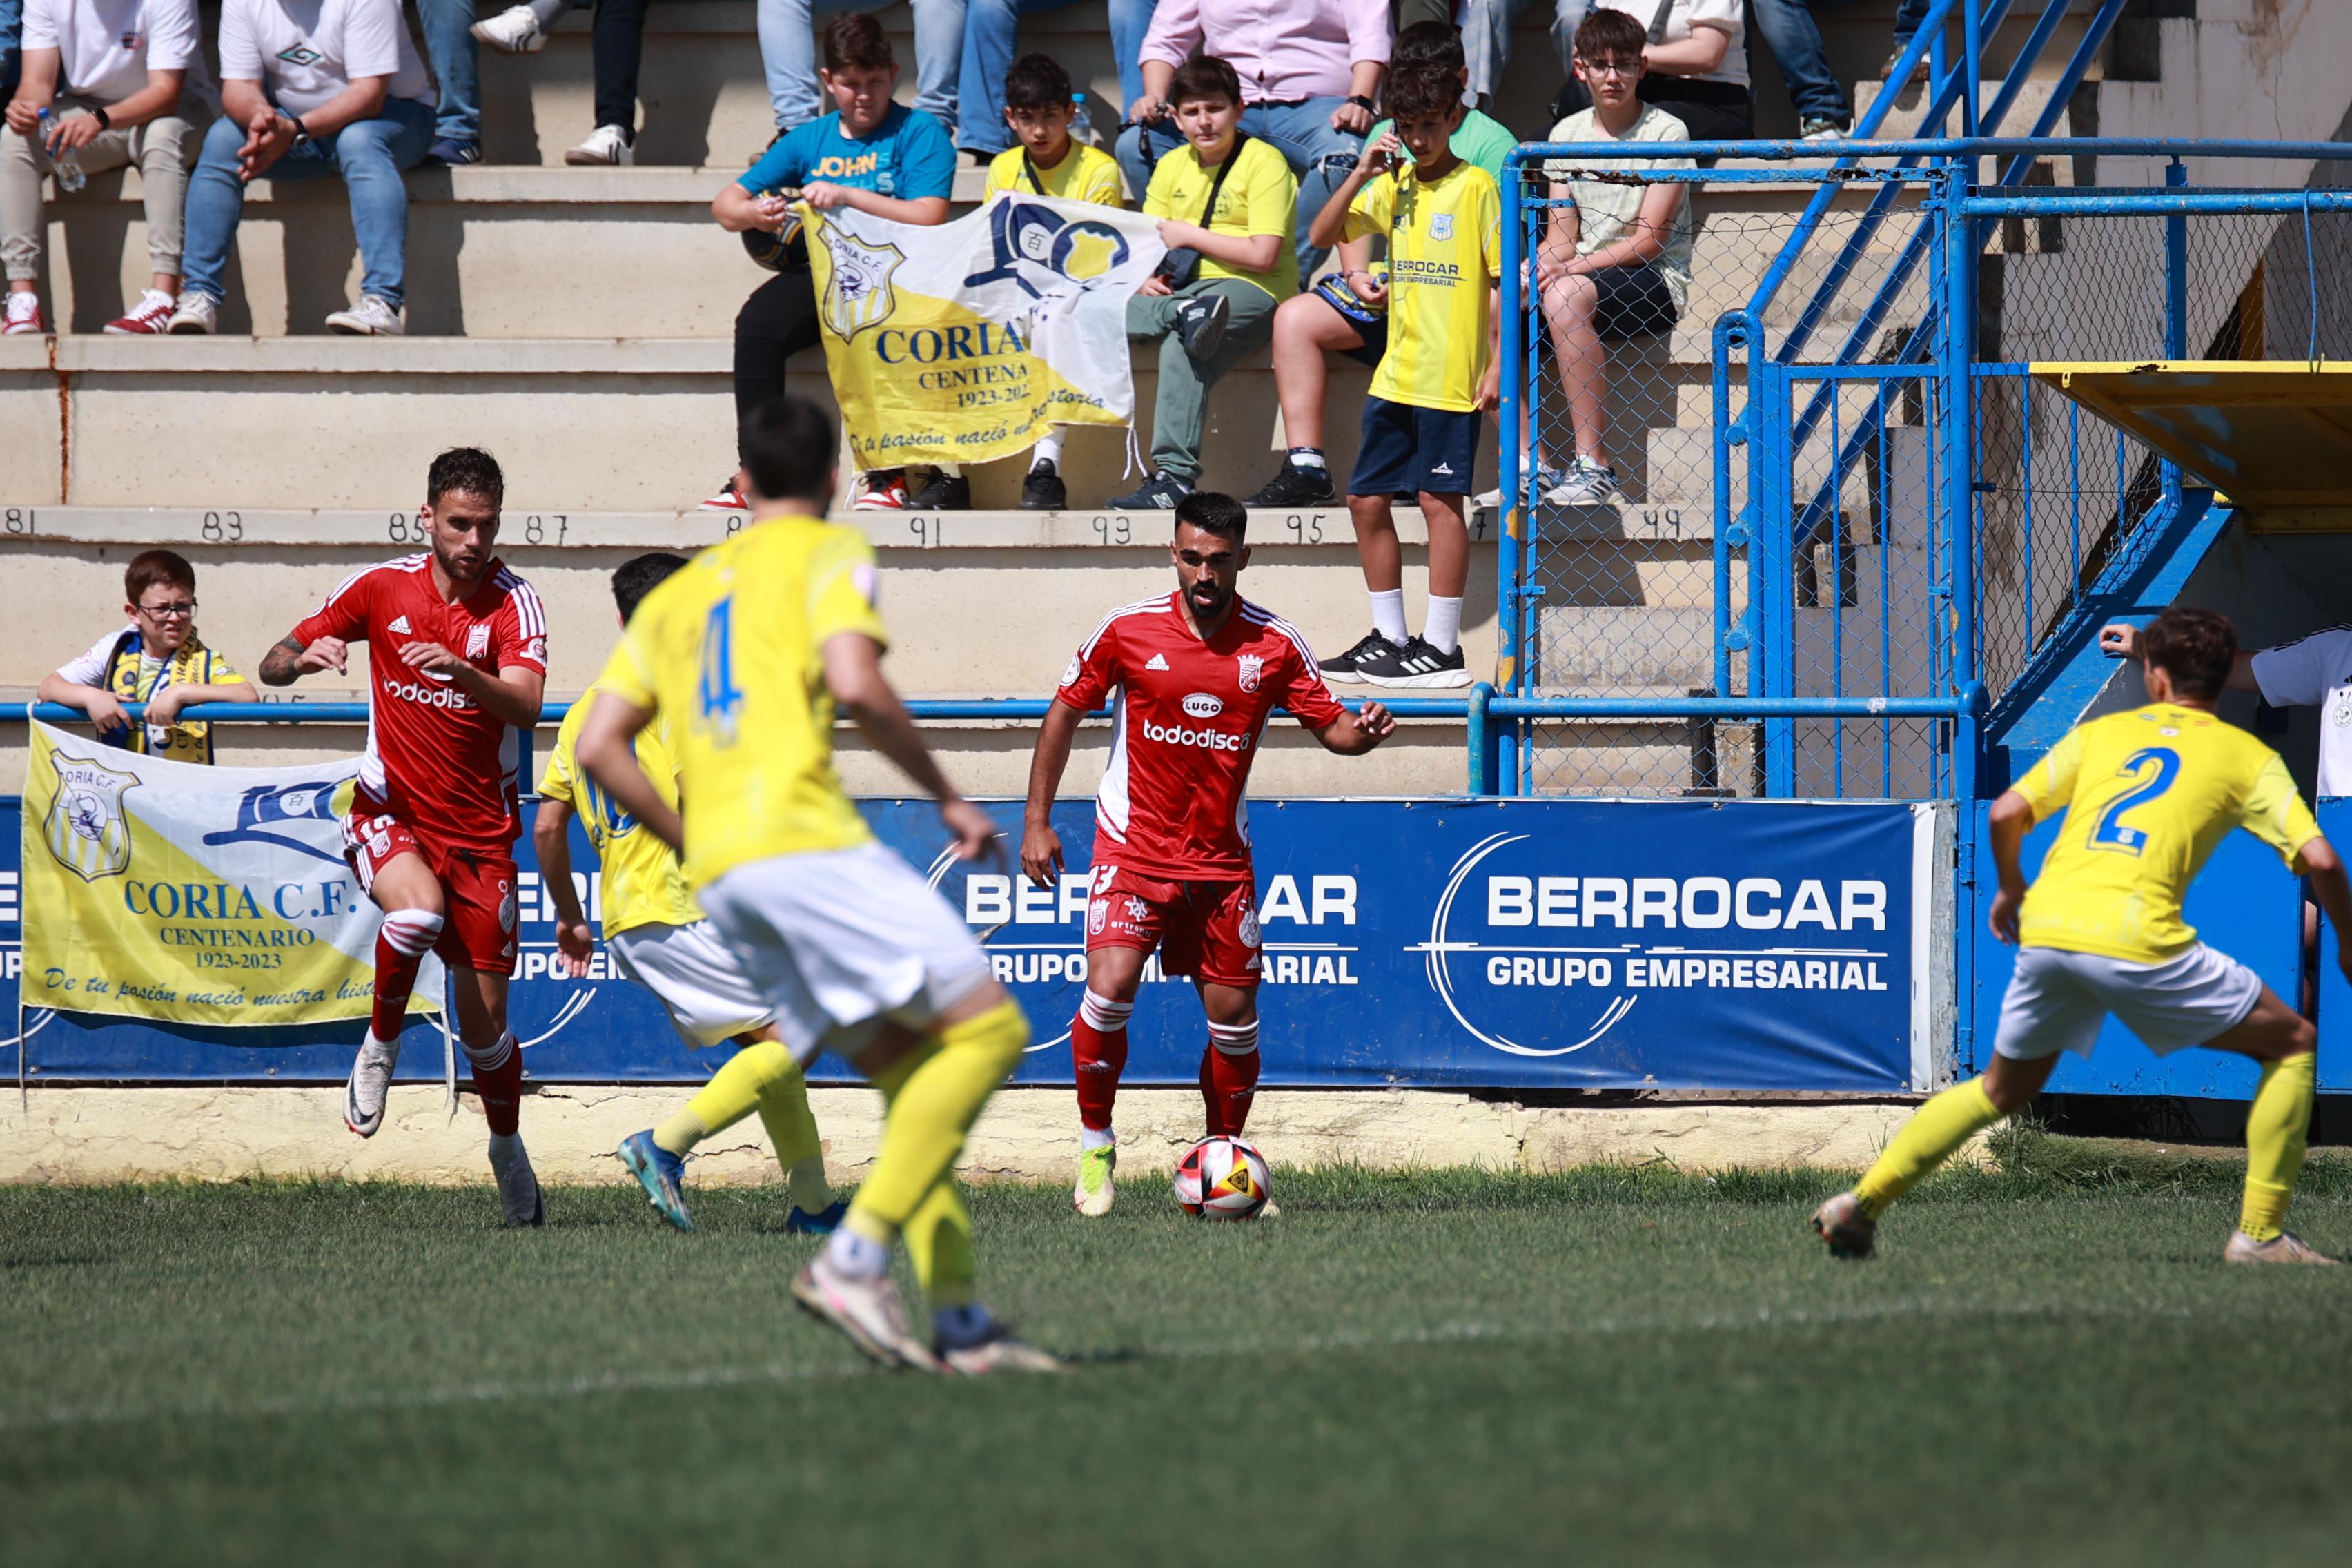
[1173,293,1230,362]
[1361,635,1471,689]
[1021,460,1068,511]
[1320,629,1402,685]
[1245,462,1335,507]
[910,471,970,509]
[1106,471,1191,510]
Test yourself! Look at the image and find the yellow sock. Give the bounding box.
[902,1179,977,1309]
[1854,1077,2005,1218]
[843,999,1028,1248]
[2240,1052,2315,1243]
[751,1070,832,1211]
[654,1039,798,1156]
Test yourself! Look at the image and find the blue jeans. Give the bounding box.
[414,0,480,146]
[956,0,1153,154]
[1461,0,1584,108]
[1115,99,1359,286]
[1748,0,1850,126]
[759,0,963,132]
[182,99,435,308]
[1892,0,1934,49]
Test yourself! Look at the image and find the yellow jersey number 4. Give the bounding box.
[697,596,744,747]
[2086,746,2180,856]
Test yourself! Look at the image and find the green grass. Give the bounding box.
[7,1137,2352,1567]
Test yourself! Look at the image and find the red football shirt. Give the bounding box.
[291,553,549,855]
[1057,591,1344,880]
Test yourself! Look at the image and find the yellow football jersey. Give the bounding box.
[2011,703,2322,963]
[986,141,1125,206]
[1343,161,1502,413]
[1141,135,1298,300]
[538,685,703,937]
[594,516,887,890]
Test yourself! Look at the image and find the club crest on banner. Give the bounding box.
[43,752,139,882]
[823,232,905,338]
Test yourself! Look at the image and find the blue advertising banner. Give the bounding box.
[3,796,1934,1094]
[1968,801,2323,1095]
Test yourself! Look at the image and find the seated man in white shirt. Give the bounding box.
[1,0,215,334]
[167,0,435,335]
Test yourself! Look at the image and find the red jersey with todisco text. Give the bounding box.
[291,553,549,853]
[1057,591,1345,881]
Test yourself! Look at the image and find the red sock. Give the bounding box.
[370,910,442,1040]
[465,1032,523,1136]
[1072,989,1134,1132]
[1202,1020,1261,1137]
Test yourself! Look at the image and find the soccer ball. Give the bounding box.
[1173,1137,1272,1221]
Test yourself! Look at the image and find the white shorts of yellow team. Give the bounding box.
[604,919,775,1049]
[1992,943,2264,1061]
[696,840,994,1066]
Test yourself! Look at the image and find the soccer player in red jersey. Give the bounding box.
[1021,491,1395,1216]
[259,449,553,1226]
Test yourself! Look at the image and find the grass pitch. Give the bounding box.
[6,1133,2352,1567]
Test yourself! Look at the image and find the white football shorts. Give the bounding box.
[605,919,774,1049]
[1992,943,2264,1061]
[696,839,993,1066]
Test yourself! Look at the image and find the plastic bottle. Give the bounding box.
[1071,92,1095,148]
[36,108,88,193]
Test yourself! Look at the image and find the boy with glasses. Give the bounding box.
[38,549,257,763]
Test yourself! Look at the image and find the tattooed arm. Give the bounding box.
[259,631,349,687]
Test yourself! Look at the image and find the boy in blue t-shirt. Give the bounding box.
[707,11,955,514]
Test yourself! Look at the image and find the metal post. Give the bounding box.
[1467,682,1495,795]
[1496,150,1531,794]
[1961,0,1982,144]
[1938,167,1981,1066]
[1754,361,1795,794]
[2159,157,2190,515]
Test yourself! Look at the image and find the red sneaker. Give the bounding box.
[104,291,177,335]
[698,476,749,511]
[853,469,912,510]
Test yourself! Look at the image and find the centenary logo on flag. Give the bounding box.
[822,233,905,339]
[42,752,138,883]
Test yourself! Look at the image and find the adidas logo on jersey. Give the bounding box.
[386,614,413,634]
[1145,654,1170,670]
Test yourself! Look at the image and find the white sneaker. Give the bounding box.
[471,3,549,52]
[565,124,634,166]
[2224,1228,2338,1265]
[792,1255,943,1370]
[1543,458,1621,507]
[1074,1143,1117,1217]
[104,289,177,335]
[489,1135,546,1228]
[3,292,45,335]
[344,1032,401,1137]
[324,295,404,335]
[1474,462,1568,508]
[166,291,218,335]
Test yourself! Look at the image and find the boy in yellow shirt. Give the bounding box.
[957,52,1124,512]
[1307,66,1500,691]
[1815,607,2352,1266]
[1111,54,1297,511]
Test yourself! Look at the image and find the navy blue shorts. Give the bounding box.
[1349,397,1483,498]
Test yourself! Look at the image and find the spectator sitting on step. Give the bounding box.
[1108,52,1296,512]
[1119,0,1389,289]
[168,0,437,335]
[3,0,216,335]
[1310,64,1499,692]
[1549,0,1750,146]
[757,0,960,153]
[412,0,484,164]
[470,0,651,166]
[1522,3,1691,508]
[38,549,257,764]
[1246,20,1517,509]
[955,0,1155,168]
[708,11,953,513]
[916,51,1127,513]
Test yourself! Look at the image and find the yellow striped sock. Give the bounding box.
[2240,1052,2315,1243]
[1854,1077,2004,1218]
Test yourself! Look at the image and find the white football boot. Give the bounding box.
[792,1255,941,1370]
[939,1327,1066,1375]
[1812,1191,1877,1259]
[1074,1143,1116,1217]
[343,1032,401,1137]
[2224,1229,2338,1265]
[489,1133,545,1228]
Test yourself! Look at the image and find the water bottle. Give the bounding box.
[1072,92,1096,149]
[36,108,88,193]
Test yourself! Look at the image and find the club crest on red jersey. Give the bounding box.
[1237,654,1264,693]
[466,623,492,661]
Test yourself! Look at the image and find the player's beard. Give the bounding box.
[1187,578,1233,622]
[435,540,487,587]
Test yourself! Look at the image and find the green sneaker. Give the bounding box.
[1073,1143,1116,1217]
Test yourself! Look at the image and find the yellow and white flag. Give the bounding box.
[20,721,442,1026]
[806,192,1168,469]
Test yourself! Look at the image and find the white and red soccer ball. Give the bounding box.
[1173,1137,1272,1220]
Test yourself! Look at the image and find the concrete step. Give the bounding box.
[1854,77,2072,141]
[1533,606,1716,696]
